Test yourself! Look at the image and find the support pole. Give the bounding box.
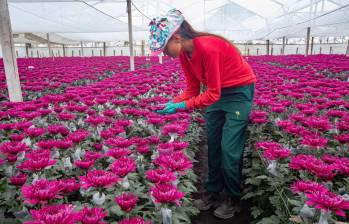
[103,42,106,56]
[266,40,270,55]
[0,0,23,102]
[305,27,311,56]
[310,36,314,55]
[25,43,30,58]
[141,40,145,56]
[159,53,163,64]
[80,41,84,57]
[282,36,286,55]
[346,38,349,56]
[47,33,52,57]
[62,44,66,57]
[126,0,135,71]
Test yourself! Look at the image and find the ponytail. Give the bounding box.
[177,20,235,47]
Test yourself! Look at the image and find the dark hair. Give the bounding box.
[176,20,235,47]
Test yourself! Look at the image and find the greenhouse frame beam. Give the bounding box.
[0,0,23,102]
[274,0,323,19]
[327,0,344,6]
[346,38,349,56]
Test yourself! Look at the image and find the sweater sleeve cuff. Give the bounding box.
[184,100,194,110]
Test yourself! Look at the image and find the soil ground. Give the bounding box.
[191,137,251,224]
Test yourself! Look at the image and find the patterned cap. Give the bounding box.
[148,9,185,56]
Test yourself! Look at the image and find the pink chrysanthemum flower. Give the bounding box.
[59,178,80,194]
[146,169,177,184]
[9,173,27,186]
[115,192,138,213]
[291,180,328,194]
[118,216,152,224]
[24,204,80,224]
[151,183,184,206]
[79,170,119,190]
[106,147,132,159]
[306,190,349,217]
[17,150,56,172]
[79,206,107,224]
[110,157,136,177]
[21,179,62,205]
[153,151,192,173]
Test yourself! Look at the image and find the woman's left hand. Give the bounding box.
[156,102,186,114]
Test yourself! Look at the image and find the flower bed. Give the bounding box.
[244,55,349,224]
[1,54,348,223]
[0,59,202,223]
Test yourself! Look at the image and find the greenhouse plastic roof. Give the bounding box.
[7,0,349,42]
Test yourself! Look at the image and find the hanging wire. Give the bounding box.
[131,1,153,20]
[10,4,84,32]
[76,0,127,22]
[260,3,349,39]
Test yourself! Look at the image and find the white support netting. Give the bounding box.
[6,0,349,42]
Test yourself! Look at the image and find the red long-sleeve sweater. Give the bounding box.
[173,36,256,109]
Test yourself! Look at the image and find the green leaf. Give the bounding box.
[251,206,264,218]
[256,215,281,224]
[110,205,124,216]
[287,199,302,207]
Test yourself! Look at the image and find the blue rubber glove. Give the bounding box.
[156,102,186,114]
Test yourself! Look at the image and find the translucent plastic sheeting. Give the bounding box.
[8,0,142,33]
[6,0,349,42]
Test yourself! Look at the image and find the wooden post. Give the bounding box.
[346,39,349,56]
[282,36,286,55]
[62,44,66,57]
[121,49,123,56]
[80,41,84,56]
[113,50,116,56]
[305,27,311,56]
[159,54,163,64]
[103,42,106,56]
[141,40,145,56]
[247,48,250,56]
[319,47,322,54]
[271,47,274,55]
[72,50,74,57]
[0,0,23,102]
[92,49,94,56]
[310,36,314,55]
[256,48,259,56]
[36,50,39,57]
[127,0,135,71]
[296,47,299,54]
[266,40,270,55]
[329,46,333,54]
[47,33,52,57]
[25,43,30,58]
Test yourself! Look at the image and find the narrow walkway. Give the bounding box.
[191,138,251,224]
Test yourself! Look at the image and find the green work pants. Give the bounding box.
[204,83,255,200]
